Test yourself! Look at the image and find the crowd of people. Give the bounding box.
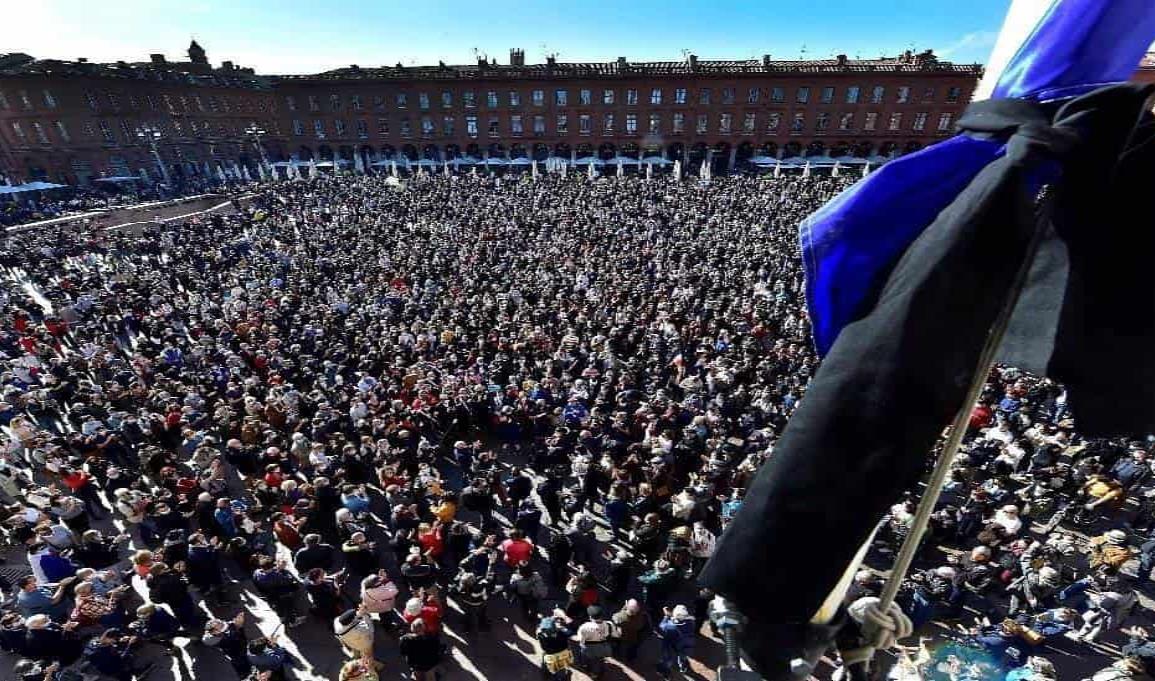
[0,171,1149,681]
[0,181,228,228]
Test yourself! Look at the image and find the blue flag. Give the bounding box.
[802,0,1155,356]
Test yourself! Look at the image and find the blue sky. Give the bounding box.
[2,0,1009,74]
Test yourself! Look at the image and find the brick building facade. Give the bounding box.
[0,42,985,184]
[0,44,278,185]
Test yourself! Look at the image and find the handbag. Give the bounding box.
[544,648,574,673]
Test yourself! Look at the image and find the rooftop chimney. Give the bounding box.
[477,55,488,68]
[762,54,771,67]
[836,54,848,66]
[149,53,166,65]
[688,54,698,71]
[77,57,88,63]
[617,56,627,66]
[221,60,234,71]
[509,48,524,66]
[546,55,556,67]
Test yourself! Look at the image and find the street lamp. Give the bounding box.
[245,123,269,177]
[136,124,171,189]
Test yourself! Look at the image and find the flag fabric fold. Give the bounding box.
[702,83,1155,680]
[802,0,1155,365]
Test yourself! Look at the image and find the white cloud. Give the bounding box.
[939,30,998,61]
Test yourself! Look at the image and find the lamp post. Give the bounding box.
[136,124,170,189]
[245,123,269,177]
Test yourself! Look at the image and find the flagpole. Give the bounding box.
[873,186,1055,621]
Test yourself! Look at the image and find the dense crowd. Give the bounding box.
[0,172,1149,681]
[0,182,230,228]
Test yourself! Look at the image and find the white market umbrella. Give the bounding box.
[802,161,812,178]
[774,160,782,178]
[308,158,319,178]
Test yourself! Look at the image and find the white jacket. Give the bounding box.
[334,612,374,654]
[360,580,399,614]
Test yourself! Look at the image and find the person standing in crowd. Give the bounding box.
[657,605,696,677]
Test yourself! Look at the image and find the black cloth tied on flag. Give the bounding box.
[700,83,1155,680]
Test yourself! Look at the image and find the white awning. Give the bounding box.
[805,155,839,166]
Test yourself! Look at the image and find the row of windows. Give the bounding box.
[285,84,965,113]
[0,89,270,115]
[7,118,271,146]
[292,110,956,140]
[0,89,57,111]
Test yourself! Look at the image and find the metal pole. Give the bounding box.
[875,186,1054,614]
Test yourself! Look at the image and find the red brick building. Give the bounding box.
[0,43,985,184]
[273,48,982,171]
[0,43,278,185]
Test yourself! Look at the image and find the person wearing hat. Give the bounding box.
[576,604,616,679]
[203,612,250,678]
[657,604,696,677]
[1090,529,1138,575]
